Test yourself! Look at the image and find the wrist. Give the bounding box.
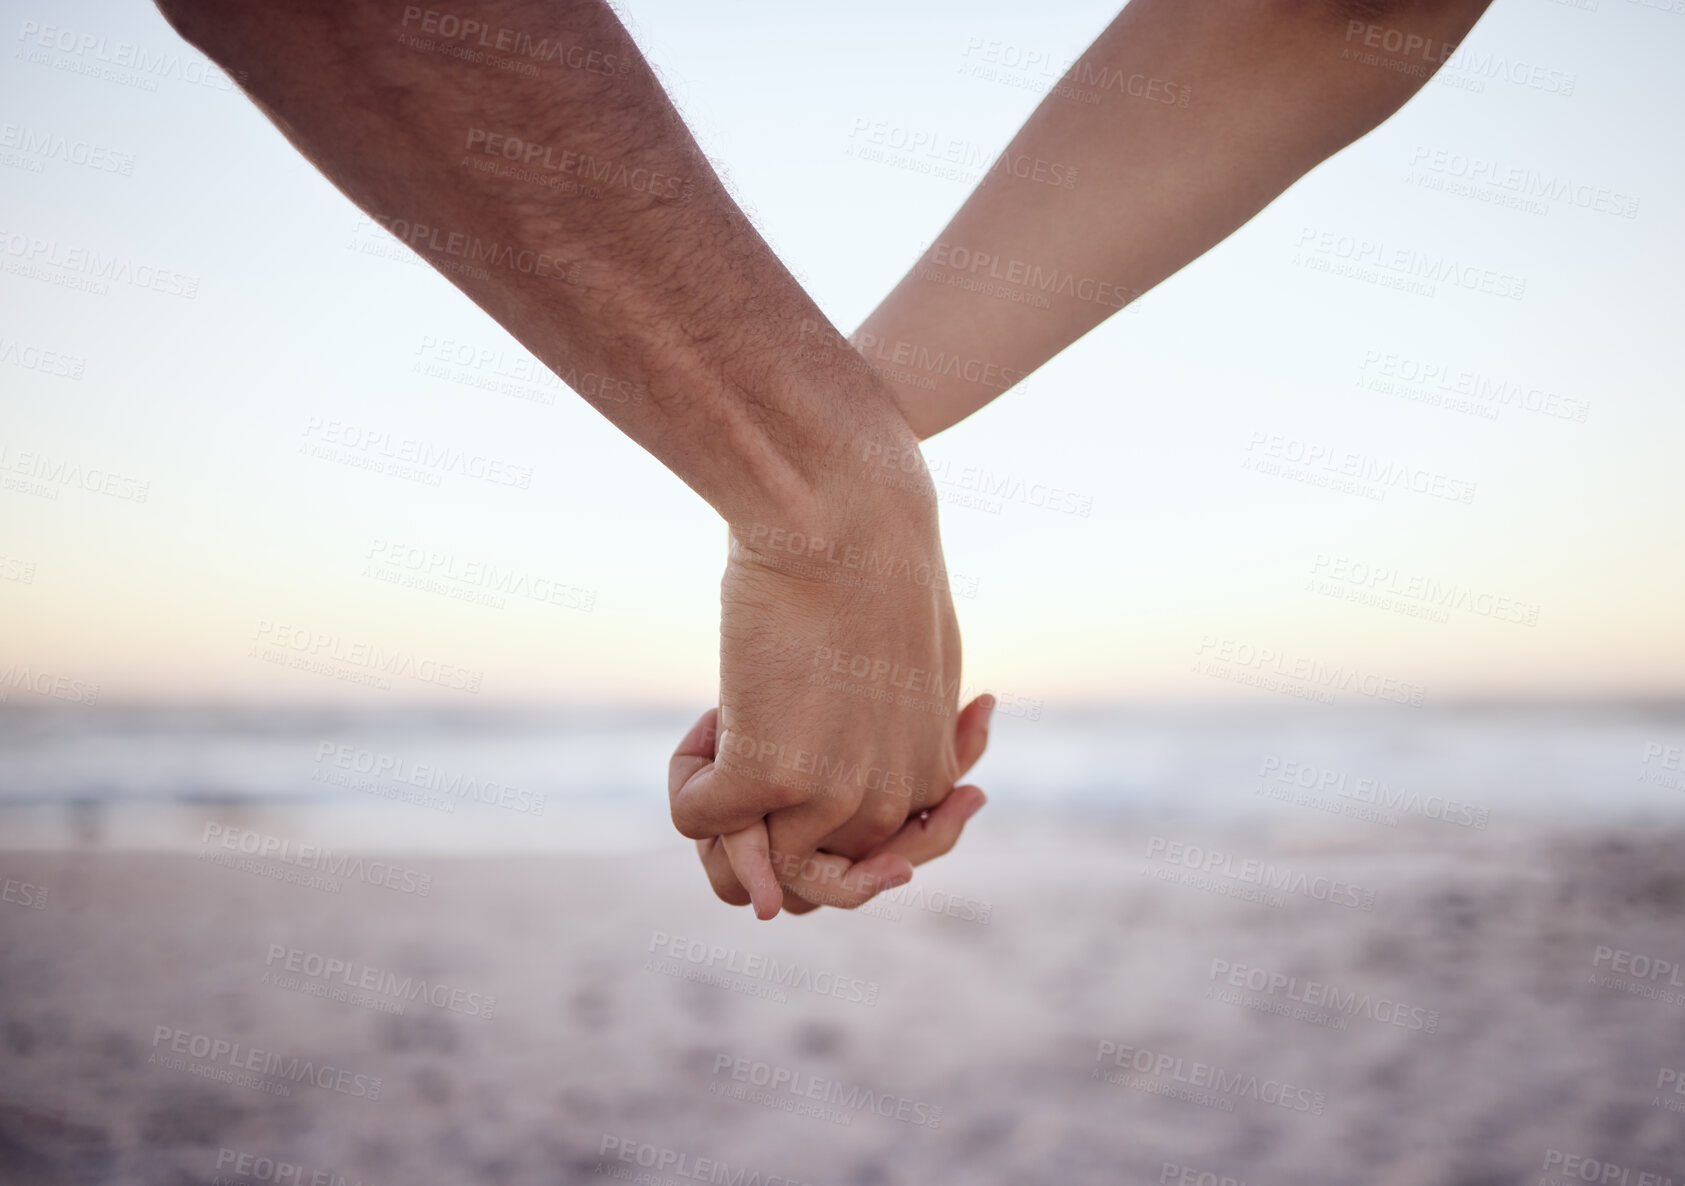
[727,381,944,586]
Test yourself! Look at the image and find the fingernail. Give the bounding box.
[880,873,911,892]
[981,694,996,717]
[960,792,987,821]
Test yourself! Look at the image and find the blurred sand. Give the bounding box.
[3,818,1684,1185]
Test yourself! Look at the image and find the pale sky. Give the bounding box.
[2,0,1682,708]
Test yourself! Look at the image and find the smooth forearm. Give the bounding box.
[857,0,1496,439]
[158,0,910,530]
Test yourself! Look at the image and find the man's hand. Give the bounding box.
[669,428,995,918]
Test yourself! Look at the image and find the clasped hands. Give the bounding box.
[668,404,994,920]
[148,0,1482,924]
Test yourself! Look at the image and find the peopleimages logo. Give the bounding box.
[364,539,594,614]
[264,944,495,1018]
[312,742,546,815]
[1242,431,1477,506]
[646,932,881,1005]
[213,1146,374,1186]
[958,36,1192,106]
[1,875,49,910]
[150,1026,381,1099]
[1146,836,1378,911]
[1592,945,1685,987]
[0,334,86,379]
[0,124,136,176]
[0,663,99,706]
[715,729,929,805]
[1341,21,1577,97]
[351,213,572,283]
[852,330,1028,390]
[596,1135,814,1186]
[399,6,631,78]
[1197,635,1428,707]
[301,418,534,490]
[0,444,149,503]
[1643,742,1685,772]
[462,127,693,201]
[926,241,1141,310]
[1357,349,1590,422]
[1540,1149,1678,1185]
[200,822,432,897]
[1408,146,1638,218]
[1258,755,1490,829]
[1093,1041,1326,1114]
[1308,553,1540,628]
[708,1054,943,1128]
[250,619,484,695]
[737,522,962,597]
[15,20,245,91]
[1207,957,1440,1032]
[0,227,199,297]
[1295,226,1526,301]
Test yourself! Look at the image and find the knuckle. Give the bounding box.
[669,803,714,840]
[856,795,906,835]
[810,787,862,830]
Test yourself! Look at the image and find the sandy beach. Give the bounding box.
[3,816,1684,1185]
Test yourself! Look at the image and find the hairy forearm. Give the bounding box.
[856,0,1496,439]
[158,0,909,529]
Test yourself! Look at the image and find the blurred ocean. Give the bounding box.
[0,701,1680,851]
